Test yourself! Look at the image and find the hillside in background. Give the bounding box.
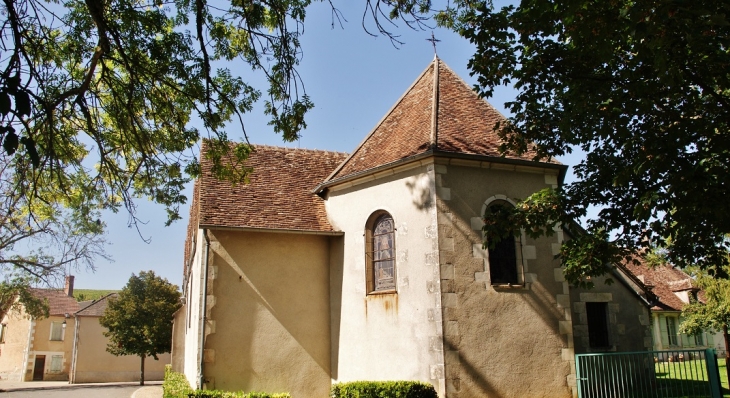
[74,289,118,302]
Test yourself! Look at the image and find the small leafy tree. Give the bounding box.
[680,270,730,383]
[100,271,181,385]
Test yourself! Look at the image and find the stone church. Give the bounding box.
[171,57,654,397]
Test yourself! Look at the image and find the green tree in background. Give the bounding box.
[680,269,730,383]
[437,0,730,285]
[100,271,181,385]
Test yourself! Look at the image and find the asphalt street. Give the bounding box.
[0,381,162,398]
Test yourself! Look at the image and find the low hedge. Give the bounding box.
[163,365,290,398]
[330,381,438,398]
[164,365,194,398]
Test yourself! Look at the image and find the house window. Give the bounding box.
[50,322,63,341]
[365,211,396,293]
[586,302,610,349]
[694,333,704,346]
[49,355,63,373]
[666,317,678,346]
[0,323,6,343]
[485,202,520,285]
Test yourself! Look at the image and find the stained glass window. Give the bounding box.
[372,214,395,291]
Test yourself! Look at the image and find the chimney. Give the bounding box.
[64,275,74,297]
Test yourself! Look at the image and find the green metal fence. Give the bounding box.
[575,349,722,398]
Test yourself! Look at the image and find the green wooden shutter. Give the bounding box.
[659,315,669,347]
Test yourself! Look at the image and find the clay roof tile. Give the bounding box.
[193,145,348,232]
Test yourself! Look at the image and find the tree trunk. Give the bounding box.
[721,325,730,388]
[140,354,145,386]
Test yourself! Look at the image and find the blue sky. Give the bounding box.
[72,2,583,290]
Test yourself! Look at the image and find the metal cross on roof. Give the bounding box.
[427,31,441,55]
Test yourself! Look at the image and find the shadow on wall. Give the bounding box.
[204,231,332,391]
[445,186,565,335]
[329,235,344,381]
[405,174,434,211]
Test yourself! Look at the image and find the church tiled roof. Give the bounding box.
[195,145,348,232]
[324,57,558,185]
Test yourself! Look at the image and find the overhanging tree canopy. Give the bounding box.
[0,0,429,284]
[439,0,730,285]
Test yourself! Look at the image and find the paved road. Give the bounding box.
[2,384,141,397]
[0,382,162,398]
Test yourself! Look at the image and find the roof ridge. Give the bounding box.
[250,144,348,155]
[430,57,439,147]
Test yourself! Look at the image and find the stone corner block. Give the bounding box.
[430,364,445,379]
[556,294,571,309]
[470,217,485,231]
[443,293,458,308]
[522,245,537,260]
[472,244,487,259]
[559,320,572,335]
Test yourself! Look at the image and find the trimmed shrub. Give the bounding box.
[330,381,438,398]
[164,365,194,398]
[163,365,291,398]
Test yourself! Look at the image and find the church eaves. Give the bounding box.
[319,57,561,189]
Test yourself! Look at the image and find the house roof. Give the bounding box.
[323,56,559,185]
[195,145,348,232]
[31,289,80,316]
[76,293,118,317]
[622,258,698,312]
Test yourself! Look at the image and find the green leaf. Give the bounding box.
[2,128,18,155]
[14,91,31,117]
[6,75,20,94]
[0,92,10,116]
[20,136,40,167]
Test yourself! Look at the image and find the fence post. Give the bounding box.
[575,355,583,398]
[705,348,722,398]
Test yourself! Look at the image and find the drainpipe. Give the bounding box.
[197,229,210,390]
[21,319,34,382]
[69,315,81,384]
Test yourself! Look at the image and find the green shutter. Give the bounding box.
[659,315,669,347]
[681,332,691,347]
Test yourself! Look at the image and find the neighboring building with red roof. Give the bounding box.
[173,57,653,398]
[623,258,726,354]
[0,276,78,381]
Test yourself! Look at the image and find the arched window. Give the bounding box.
[365,212,396,293]
[485,202,521,285]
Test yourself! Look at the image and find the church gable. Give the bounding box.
[325,57,556,186]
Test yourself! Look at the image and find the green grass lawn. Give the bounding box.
[652,358,730,398]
